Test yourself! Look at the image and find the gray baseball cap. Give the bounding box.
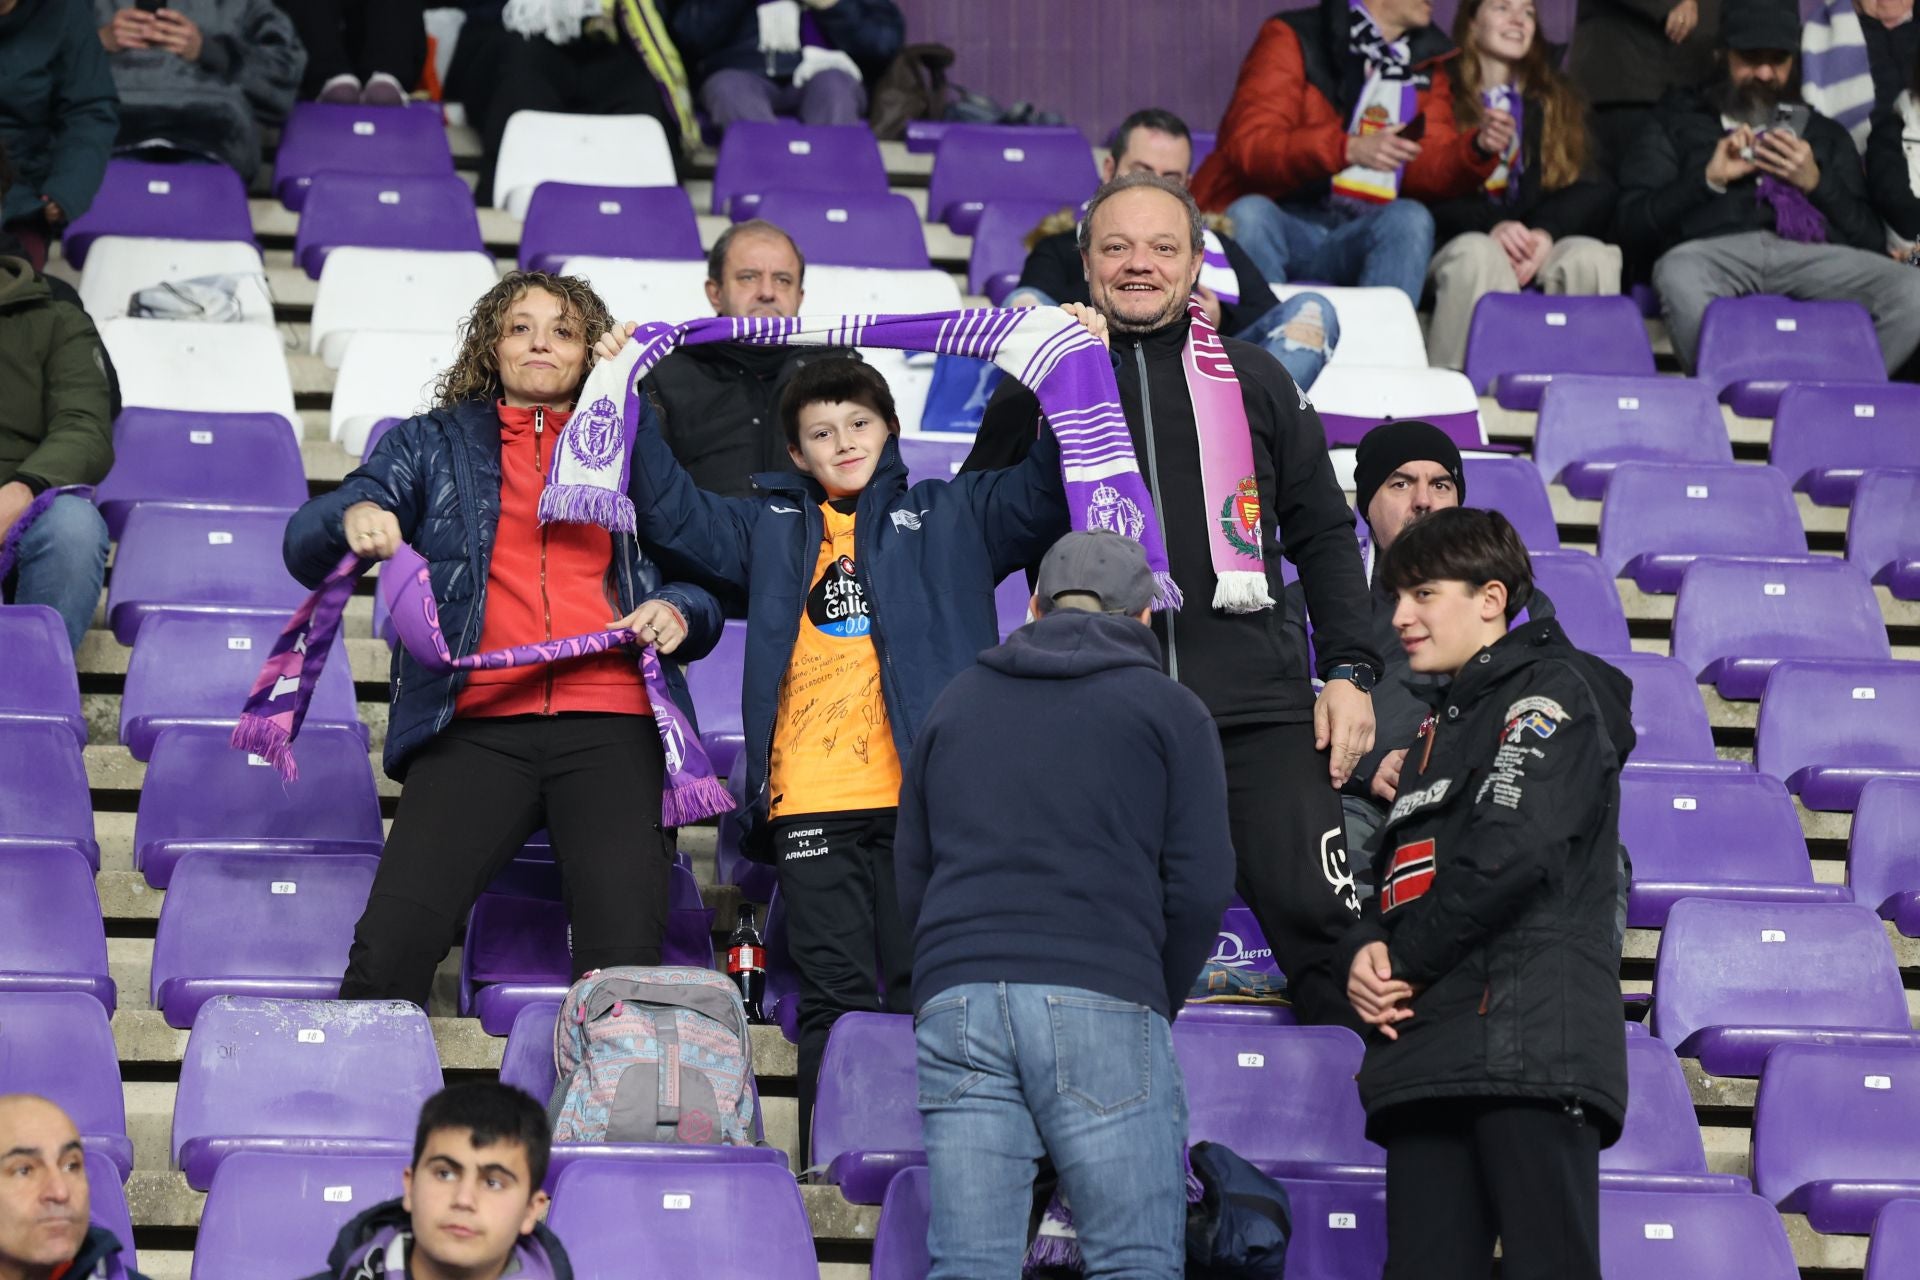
[1034,530,1157,615]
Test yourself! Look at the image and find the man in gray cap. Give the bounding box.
[1617,0,1920,372]
[894,529,1236,1279]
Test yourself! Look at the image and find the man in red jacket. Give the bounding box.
[1193,0,1508,305]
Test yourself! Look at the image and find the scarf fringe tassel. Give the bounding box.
[1211,569,1275,615]
[539,485,636,534]
[230,715,300,782]
[659,772,735,827]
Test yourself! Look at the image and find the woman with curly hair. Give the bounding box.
[1424,0,1620,370]
[283,271,724,1007]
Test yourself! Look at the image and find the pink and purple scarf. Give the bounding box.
[1181,299,1276,613]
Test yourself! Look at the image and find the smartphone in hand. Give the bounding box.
[1398,113,1427,142]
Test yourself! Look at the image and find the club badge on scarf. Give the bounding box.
[1481,85,1523,202]
[1332,0,1418,205]
[1183,299,1276,613]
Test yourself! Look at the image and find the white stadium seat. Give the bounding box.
[309,247,499,368]
[101,317,297,434]
[1271,284,1428,369]
[79,237,271,325]
[493,111,677,219]
[329,330,460,456]
[561,256,711,325]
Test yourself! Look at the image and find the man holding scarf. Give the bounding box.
[964,172,1380,1031]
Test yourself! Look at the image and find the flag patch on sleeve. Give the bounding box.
[1382,838,1436,913]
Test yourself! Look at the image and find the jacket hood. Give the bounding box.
[0,256,48,311]
[1433,618,1636,763]
[321,1197,574,1280]
[979,609,1165,680]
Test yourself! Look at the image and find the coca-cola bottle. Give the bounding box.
[726,904,767,1023]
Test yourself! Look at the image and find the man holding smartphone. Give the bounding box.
[1617,0,1920,374]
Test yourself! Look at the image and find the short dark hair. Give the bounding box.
[1076,171,1205,256]
[707,218,806,287]
[412,1082,551,1193]
[1379,507,1534,621]
[1107,108,1192,165]
[779,357,899,449]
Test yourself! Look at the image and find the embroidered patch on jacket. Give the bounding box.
[1382,838,1437,913]
[1502,694,1568,743]
[1387,776,1452,824]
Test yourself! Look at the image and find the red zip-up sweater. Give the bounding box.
[453,402,652,720]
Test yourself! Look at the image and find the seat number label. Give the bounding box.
[297,1029,326,1043]
[1237,1053,1265,1068]
[324,1185,353,1201]
[663,1194,691,1210]
[271,882,297,895]
[1644,1223,1674,1240]
[1328,1213,1357,1230]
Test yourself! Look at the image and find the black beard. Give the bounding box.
[1710,71,1794,125]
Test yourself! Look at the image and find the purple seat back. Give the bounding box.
[1650,899,1913,1076]
[1599,1190,1800,1277]
[293,171,484,278]
[1462,294,1655,410]
[106,505,307,645]
[1755,660,1920,810]
[1695,297,1884,417]
[1190,131,1217,171]
[1596,462,1807,593]
[927,125,1097,235]
[1619,768,1828,928]
[151,850,379,1029]
[499,999,566,1101]
[685,620,746,778]
[1848,777,1920,927]
[1770,382,1920,506]
[752,189,929,270]
[518,184,702,274]
[1174,1022,1383,1176]
[272,102,455,210]
[1752,1041,1920,1233]
[871,1163,931,1280]
[62,160,255,268]
[1603,1035,1720,1182]
[968,199,1070,303]
[0,993,132,1178]
[1866,1198,1920,1280]
[812,1012,921,1169]
[0,844,113,1015]
[710,121,889,218]
[1670,557,1889,700]
[86,1150,134,1267]
[194,1150,407,1278]
[0,604,85,748]
[1849,470,1920,584]
[361,416,402,463]
[0,722,99,870]
[1528,551,1631,654]
[1532,375,1732,500]
[133,723,384,889]
[1462,455,1560,550]
[172,995,443,1190]
[1606,654,1721,767]
[93,409,308,539]
[896,435,972,483]
[547,1160,819,1278]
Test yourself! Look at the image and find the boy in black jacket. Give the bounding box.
[896,530,1236,1279]
[1337,507,1631,1280]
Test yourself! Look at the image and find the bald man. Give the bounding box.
[0,1095,145,1280]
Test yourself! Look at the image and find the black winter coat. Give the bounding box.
[1866,96,1920,242]
[1430,97,1614,245]
[642,342,857,500]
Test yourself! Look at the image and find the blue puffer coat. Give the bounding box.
[284,399,723,781]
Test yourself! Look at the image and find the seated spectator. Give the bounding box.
[1190,0,1503,307]
[1008,107,1343,391]
[1618,0,1920,374]
[1804,0,1914,151]
[1426,0,1619,370]
[1570,0,1720,176]
[94,0,305,189]
[0,1095,149,1280]
[0,0,118,272]
[1868,30,1920,251]
[274,0,423,104]
[642,219,857,499]
[666,0,903,130]
[300,1082,571,1280]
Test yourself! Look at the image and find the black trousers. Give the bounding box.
[1382,1099,1603,1280]
[340,714,672,1008]
[1222,720,1364,1030]
[275,0,428,97]
[772,808,913,1166]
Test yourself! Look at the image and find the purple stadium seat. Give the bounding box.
[360,416,401,462]
[1751,1041,1920,1233]
[106,505,307,645]
[133,723,383,889]
[1620,768,1842,929]
[685,620,745,779]
[497,999,563,1101]
[1770,383,1920,506]
[1848,469,1920,592]
[1270,1176,1388,1280]
[193,1150,405,1280]
[1850,777,1920,937]
[927,125,1098,235]
[710,121,889,219]
[93,409,308,539]
[897,435,972,483]
[1190,131,1217,171]
[1529,551,1631,655]
[272,102,454,210]
[994,573,1032,640]
[1670,557,1889,700]
[904,120,948,153]
[151,850,379,1029]
[0,844,113,1015]
[1866,1198,1920,1280]
[752,189,929,270]
[968,199,1069,304]
[1599,1189,1799,1277]
[1607,653,1732,770]
[0,992,133,1178]
[871,1163,931,1280]
[1695,297,1884,418]
[1462,294,1656,410]
[120,612,365,761]
[0,722,98,870]
[517,184,702,274]
[813,1012,924,1203]
[764,886,801,1044]
[1532,376,1734,500]
[1595,462,1807,594]
[1175,1022,1383,1181]
[294,171,485,278]
[1755,660,1920,811]
[0,605,85,748]
[1212,902,1282,977]
[172,995,443,1191]
[1462,455,1560,550]
[1604,1035,1750,1192]
[61,160,255,268]
[547,1159,820,1279]
[86,1150,134,1268]
[1650,899,1920,1077]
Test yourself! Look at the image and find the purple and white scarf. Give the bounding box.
[1482,84,1523,202]
[1024,1152,1206,1276]
[1199,229,1242,306]
[0,485,89,581]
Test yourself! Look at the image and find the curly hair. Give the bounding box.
[433,271,615,407]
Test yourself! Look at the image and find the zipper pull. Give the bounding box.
[534,407,545,435]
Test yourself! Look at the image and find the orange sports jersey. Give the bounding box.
[768,502,901,818]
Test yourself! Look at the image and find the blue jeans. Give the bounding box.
[916,983,1189,1279]
[1225,194,1435,307]
[4,494,108,651]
